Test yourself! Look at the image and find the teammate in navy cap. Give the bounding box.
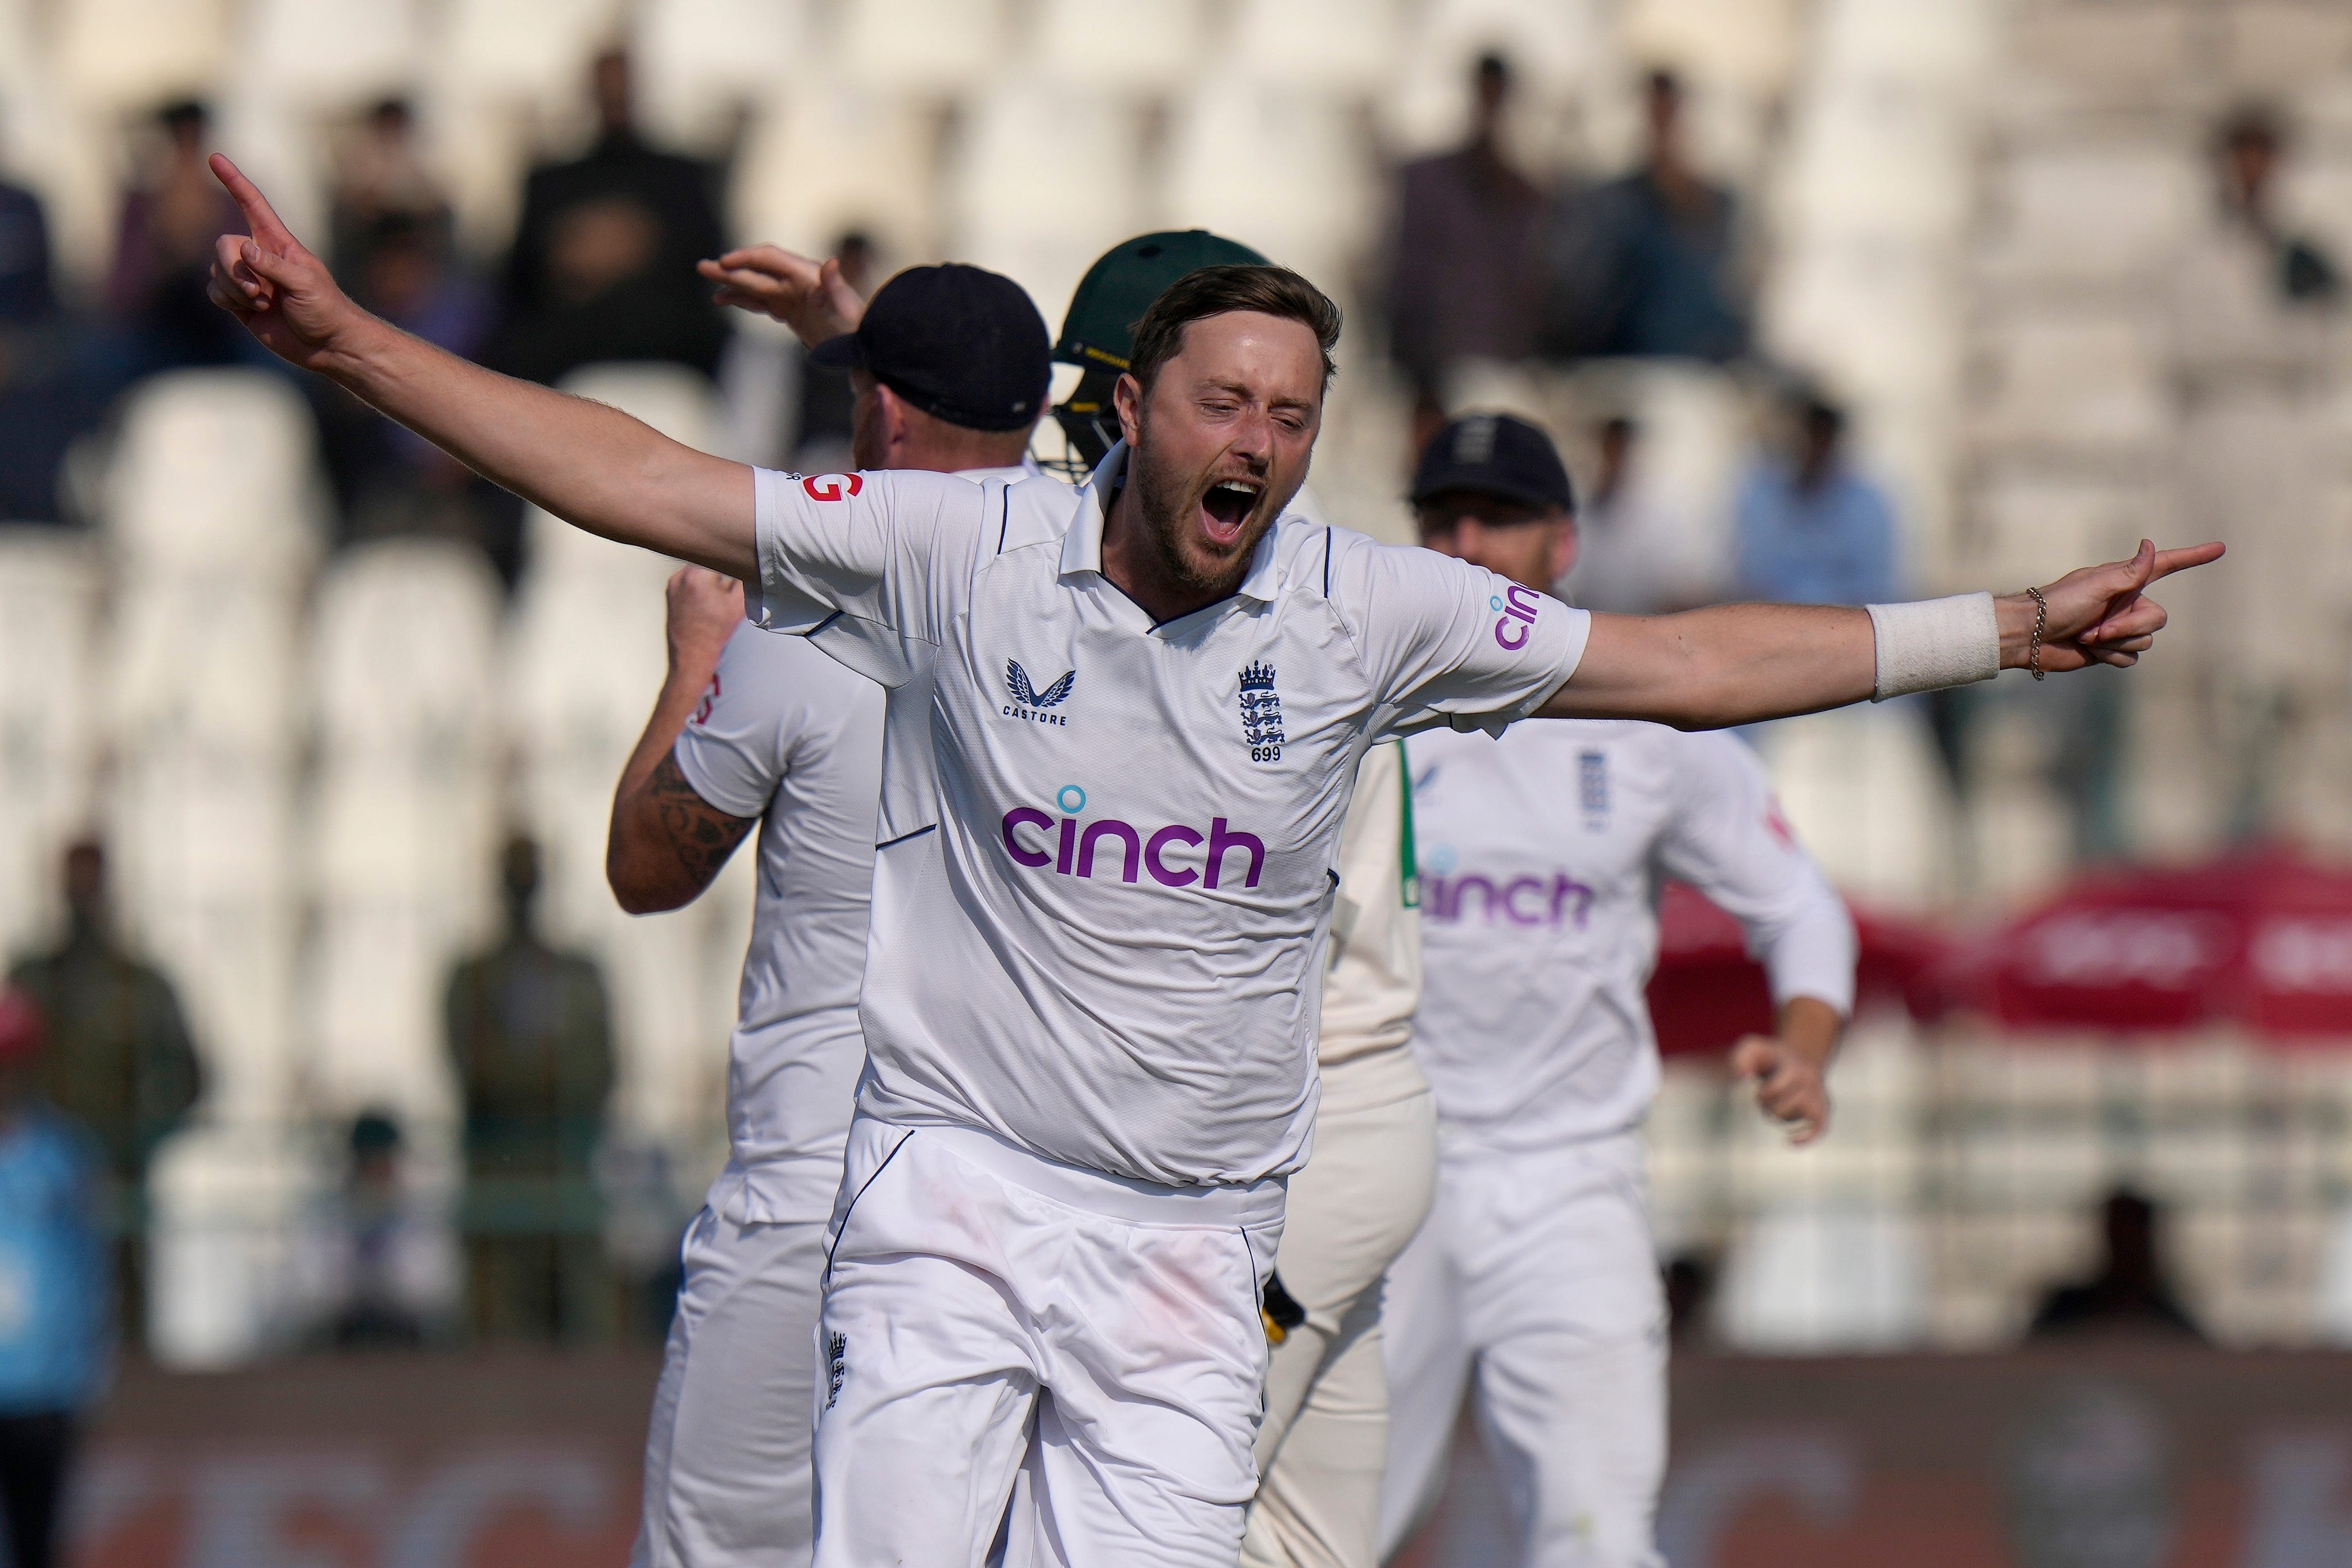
[606,244,1047,1568]
[1381,413,1854,1568]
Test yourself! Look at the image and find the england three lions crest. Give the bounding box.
[1238,661,1284,763]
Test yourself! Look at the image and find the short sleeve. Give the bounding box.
[749,466,991,649]
[1341,538,1591,739]
[1652,731,1858,1015]
[671,621,798,820]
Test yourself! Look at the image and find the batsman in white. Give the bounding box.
[1374,415,1854,1568]
[205,154,2218,1567]
[604,263,1049,1566]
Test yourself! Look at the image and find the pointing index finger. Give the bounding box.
[208,153,296,252]
[2146,540,2226,583]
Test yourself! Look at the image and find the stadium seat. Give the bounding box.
[0,530,103,960]
[1970,470,2159,592]
[947,83,1144,328]
[838,0,1008,97]
[1220,0,1404,96]
[437,0,624,115]
[1379,0,1611,159]
[1717,1197,1929,1351]
[101,582,305,765]
[103,371,325,586]
[310,538,505,763]
[1032,0,1207,93]
[53,0,229,110]
[145,1124,308,1367]
[1620,0,1802,98]
[305,899,467,1122]
[1755,706,1955,907]
[1981,143,2203,286]
[1777,88,1971,246]
[1162,83,1377,302]
[730,85,939,279]
[1970,310,2169,457]
[310,767,499,912]
[1811,0,1997,95]
[241,0,423,112]
[633,0,811,154]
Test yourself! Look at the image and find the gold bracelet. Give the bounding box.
[2025,585,2047,680]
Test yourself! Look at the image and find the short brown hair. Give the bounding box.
[1128,265,1342,392]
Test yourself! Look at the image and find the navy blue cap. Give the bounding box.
[810,263,1051,433]
[1409,412,1575,515]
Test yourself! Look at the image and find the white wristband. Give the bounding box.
[1866,593,2000,700]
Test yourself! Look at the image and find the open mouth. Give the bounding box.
[1200,479,1263,547]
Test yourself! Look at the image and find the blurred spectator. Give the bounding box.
[328,98,452,279]
[1543,70,1748,363]
[1663,1252,1717,1348]
[287,1110,459,1349]
[1732,393,1899,606]
[2028,1189,2205,1343]
[0,988,108,1568]
[2167,105,2346,835]
[1559,415,1710,612]
[103,100,250,378]
[444,837,615,1344]
[0,174,54,328]
[788,229,877,473]
[486,48,729,387]
[316,210,494,542]
[1386,53,1543,446]
[0,169,85,524]
[7,841,201,1336]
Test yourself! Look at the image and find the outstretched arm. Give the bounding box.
[608,569,760,914]
[205,156,755,577]
[1545,539,2224,727]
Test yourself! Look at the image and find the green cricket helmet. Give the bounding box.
[1050,230,1271,477]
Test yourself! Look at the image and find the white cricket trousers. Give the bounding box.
[811,1115,1285,1568]
[1378,1130,1667,1568]
[633,1195,830,1568]
[1240,1087,1437,1568]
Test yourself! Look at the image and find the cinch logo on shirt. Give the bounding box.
[802,473,864,501]
[1424,870,1595,928]
[1491,583,1543,650]
[1001,791,1264,889]
[1004,660,1075,725]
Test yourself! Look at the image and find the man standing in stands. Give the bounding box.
[608,257,1047,1568]
[487,48,728,388]
[444,835,615,1344]
[205,153,2214,1564]
[8,840,201,1336]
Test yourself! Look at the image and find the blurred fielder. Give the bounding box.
[1375,415,1855,1568]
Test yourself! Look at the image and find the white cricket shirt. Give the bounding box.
[752,444,1590,1185]
[1410,720,1856,1151]
[672,621,884,1221]
[1317,739,1429,1114]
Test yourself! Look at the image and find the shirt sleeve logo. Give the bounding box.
[801,472,865,501]
[1005,660,1077,725]
[1238,661,1284,763]
[1491,583,1543,649]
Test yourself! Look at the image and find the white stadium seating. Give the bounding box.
[53,0,230,110]
[240,0,425,113]
[1032,0,1207,95]
[102,370,325,588]
[633,0,812,153]
[730,81,941,260]
[309,537,506,765]
[838,0,1009,98]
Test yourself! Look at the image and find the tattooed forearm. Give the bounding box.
[644,750,757,891]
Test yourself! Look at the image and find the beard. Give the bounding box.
[1127,416,1288,597]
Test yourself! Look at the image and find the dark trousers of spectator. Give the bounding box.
[466,1234,613,1345]
[0,1410,76,1568]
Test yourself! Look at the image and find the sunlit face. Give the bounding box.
[1416,494,1575,594]
[1116,311,1324,596]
